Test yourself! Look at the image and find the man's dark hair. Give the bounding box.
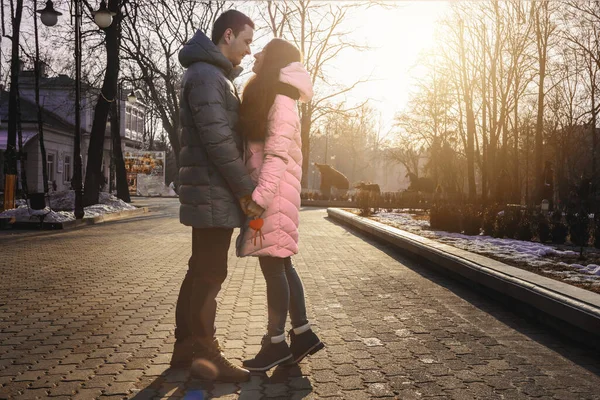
[211,10,254,45]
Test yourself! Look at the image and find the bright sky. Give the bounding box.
[241,1,451,135]
[337,1,451,134]
[1,0,451,138]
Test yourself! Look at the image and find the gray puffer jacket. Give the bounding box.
[178,30,254,229]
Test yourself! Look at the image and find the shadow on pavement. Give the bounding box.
[238,364,313,398]
[130,364,313,399]
[325,215,600,376]
[129,367,234,399]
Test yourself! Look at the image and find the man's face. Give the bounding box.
[223,24,254,66]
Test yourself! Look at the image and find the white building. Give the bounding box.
[0,64,146,194]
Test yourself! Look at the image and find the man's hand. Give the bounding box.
[239,196,251,214]
[246,200,265,218]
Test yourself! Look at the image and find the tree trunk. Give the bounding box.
[481,25,488,204]
[3,0,24,210]
[591,73,596,202]
[459,20,476,203]
[465,107,477,203]
[300,102,312,188]
[34,3,49,194]
[17,93,27,196]
[534,61,545,204]
[110,94,130,202]
[83,1,121,206]
[525,123,530,203]
[534,3,549,204]
[513,79,520,203]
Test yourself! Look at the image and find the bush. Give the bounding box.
[503,209,521,239]
[569,211,590,248]
[461,205,482,236]
[550,209,568,244]
[492,212,506,238]
[429,204,442,229]
[429,203,461,233]
[593,214,600,249]
[593,216,600,248]
[482,206,499,236]
[356,190,380,216]
[535,212,551,243]
[516,211,533,241]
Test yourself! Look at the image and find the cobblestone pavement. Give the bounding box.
[1,199,599,399]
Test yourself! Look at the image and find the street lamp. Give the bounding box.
[92,0,116,29]
[36,0,62,27]
[38,0,113,219]
[126,90,137,104]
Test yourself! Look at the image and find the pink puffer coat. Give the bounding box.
[237,62,313,258]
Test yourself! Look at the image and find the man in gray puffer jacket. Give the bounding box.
[173,10,256,382]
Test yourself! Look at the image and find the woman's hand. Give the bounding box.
[246,200,265,218]
[239,195,252,214]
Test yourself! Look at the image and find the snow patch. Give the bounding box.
[372,211,600,284]
[0,191,136,223]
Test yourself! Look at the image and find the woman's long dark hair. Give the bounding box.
[240,39,302,140]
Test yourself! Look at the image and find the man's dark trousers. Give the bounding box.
[175,227,233,341]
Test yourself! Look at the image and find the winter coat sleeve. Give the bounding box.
[252,96,297,210]
[186,76,254,199]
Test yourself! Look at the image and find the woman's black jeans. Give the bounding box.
[258,256,309,337]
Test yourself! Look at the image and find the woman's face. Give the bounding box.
[252,49,265,74]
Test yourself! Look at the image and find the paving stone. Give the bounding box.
[367,382,395,397]
[103,382,134,396]
[238,391,264,400]
[72,388,104,400]
[338,375,363,390]
[314,382,342,397]
[2,204,600,400]
[47,381,83,396]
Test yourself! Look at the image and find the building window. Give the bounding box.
[137,114,144,136]
[126,107,132,132]
[47,153,55,182]
[134,109,140,135]
[63,155,71,182]
[139,115,145,137]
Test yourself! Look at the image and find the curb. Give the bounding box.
[327,208,600,345]
[301,200,355,208]
[1,207,150,230]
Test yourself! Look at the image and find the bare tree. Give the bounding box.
[120,0,226,182]
[546,45,586,205]
[33,0,49,194]
[2,0,24,209]
[82,0,125,206]
[260,0,375,187]
[532,1,557,203]
[563,2,600,190]
[385,132,424,180]
[456,17,477,202]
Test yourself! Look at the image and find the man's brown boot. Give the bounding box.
[190,338,250,383]
[170,337,197,368]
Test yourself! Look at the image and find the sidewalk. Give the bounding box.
[1,202,599,399]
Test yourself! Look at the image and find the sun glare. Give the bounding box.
[337,1,450,130]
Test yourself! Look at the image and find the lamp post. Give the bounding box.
[38,0,114,219]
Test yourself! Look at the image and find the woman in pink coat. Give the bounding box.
[237,38,324,371]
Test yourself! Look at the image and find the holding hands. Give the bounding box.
[239,196,265,218]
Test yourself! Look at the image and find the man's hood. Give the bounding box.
[178,30,242,79]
